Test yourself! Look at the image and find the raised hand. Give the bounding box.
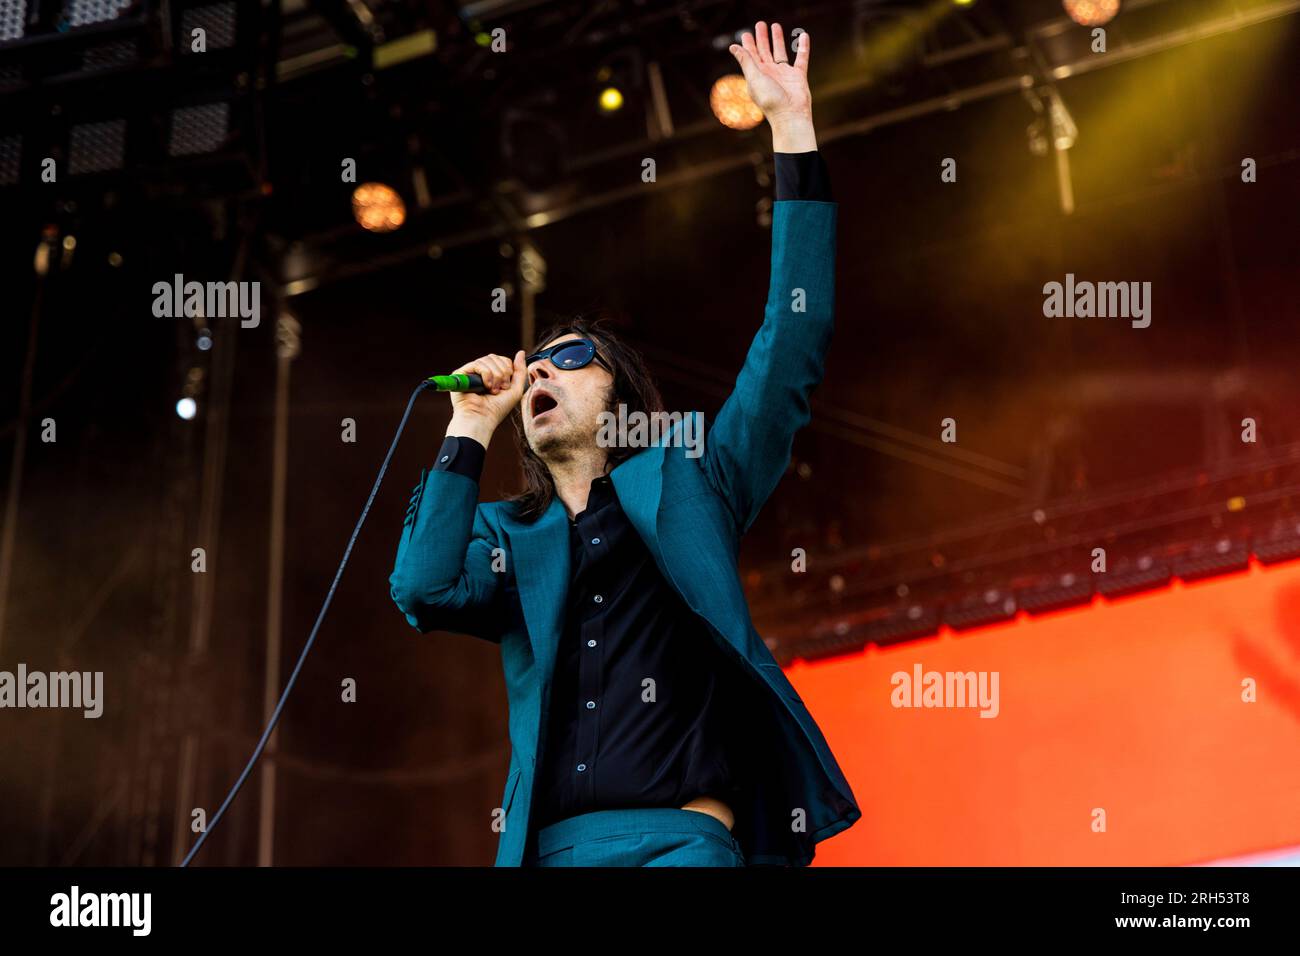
[728,21,816,152]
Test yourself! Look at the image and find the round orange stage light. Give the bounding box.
[710,74,763,130]
[1062,0,1119,26]
[352,182,406,233]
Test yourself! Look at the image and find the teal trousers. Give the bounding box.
[522,807,746,867]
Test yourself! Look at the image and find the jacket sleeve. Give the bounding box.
[388,467,510,643]
[700,198,837,534]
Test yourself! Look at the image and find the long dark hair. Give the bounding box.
[508,312,664,522]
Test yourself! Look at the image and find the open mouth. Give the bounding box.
[530,390,559,419]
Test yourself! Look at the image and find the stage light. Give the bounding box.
[710,74,763,130]
[2,1,26,40]
[169,102,231,157]
[0,134,20,185]
[180,3,237,53]
[66,0,133,28]
[351,182,406,233]
[176,397,197,420]
[598,87,624,113]
[68,119,126,175]
[1062,0,1119,26]
[953,0,975,7]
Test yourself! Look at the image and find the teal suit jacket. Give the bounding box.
[389,199,861,865]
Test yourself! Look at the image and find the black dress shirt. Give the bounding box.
[533,473,752,828]
[425,435,752,829]
[426,150,831,832]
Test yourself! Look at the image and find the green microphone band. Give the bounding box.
[428,374,470,391]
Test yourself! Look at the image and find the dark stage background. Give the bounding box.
[1,0,1298,865]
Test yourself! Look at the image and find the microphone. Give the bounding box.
[426,373,489,393]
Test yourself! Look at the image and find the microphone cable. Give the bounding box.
[179,379,432,867]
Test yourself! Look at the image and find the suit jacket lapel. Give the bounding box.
[502,496,571,676]
[611,444,666,553]
[614,433,737,659]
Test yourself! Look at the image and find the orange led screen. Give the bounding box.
[785,559,1300,865]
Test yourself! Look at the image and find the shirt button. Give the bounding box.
[586,700,596,709]
[587,639,596,648]
[577,764,587,772]
[593,594,603,604]
[591,537,601,545]
[439,455,450,463]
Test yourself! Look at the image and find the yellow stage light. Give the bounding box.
[599,87,624,112]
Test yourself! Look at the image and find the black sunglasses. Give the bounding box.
[525,337,612,374]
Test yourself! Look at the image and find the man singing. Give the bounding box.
[389,21,859,866]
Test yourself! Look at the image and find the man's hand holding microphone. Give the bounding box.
[442,351,528,449]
